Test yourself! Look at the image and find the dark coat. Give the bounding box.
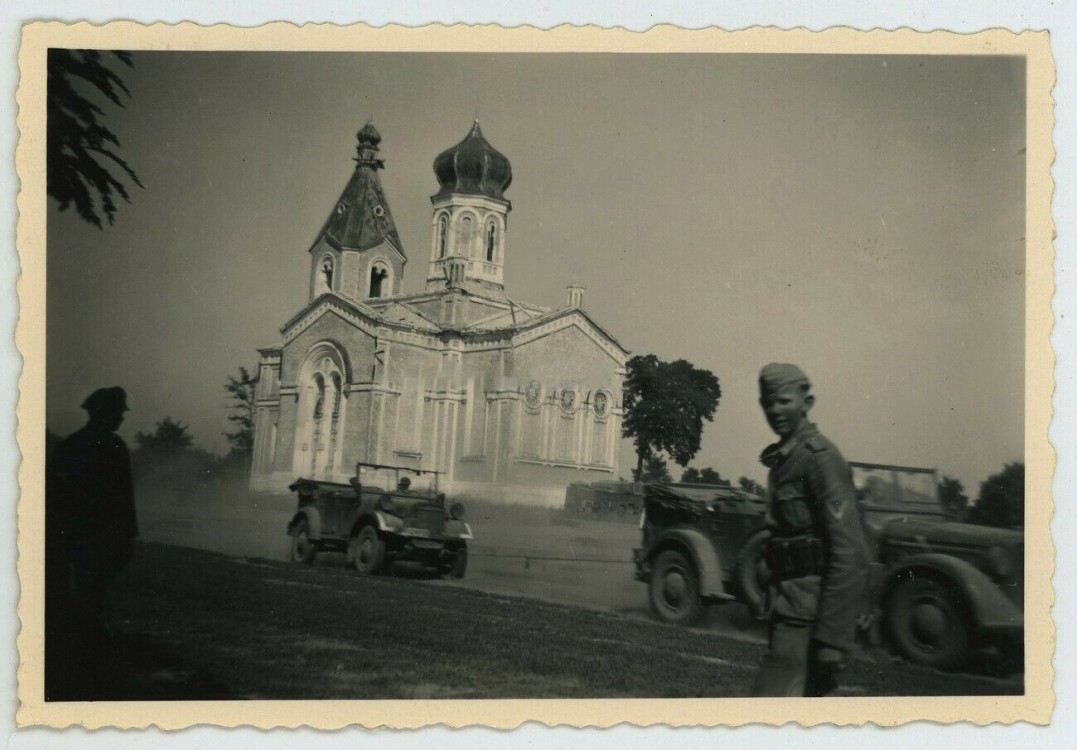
[47,424,138,557]
[760,421,868,651]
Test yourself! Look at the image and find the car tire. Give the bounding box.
[649,549,703,626]
[735,530,771,619]
[449,547,468,579]
[350,525,386,575]
[886,574,971,671]
[290,519,318,565]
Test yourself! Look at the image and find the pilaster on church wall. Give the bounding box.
[272,394,298,474]
[338,249,363,301]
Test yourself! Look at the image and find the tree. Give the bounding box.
[135,417,194,458]
[132,417,217,493]
[738,476,767,496]
[47,49,143,228]
[938,475,969,521]
[639,455,672,483]
[224,366,258,465]
[969,462,1024,529]
[699,467,729,486]
[621,354,721,482]
[681,467,701,483]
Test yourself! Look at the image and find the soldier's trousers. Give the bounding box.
[751,616,841,697]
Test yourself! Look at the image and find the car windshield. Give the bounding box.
[851,464,939,506]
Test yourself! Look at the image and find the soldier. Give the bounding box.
[751,364,868,697]
[47,387,139,640]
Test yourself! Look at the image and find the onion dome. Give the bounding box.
[357,121,382,149]
[433,121,513,200]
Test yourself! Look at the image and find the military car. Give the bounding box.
[632,482,769,624]
[850,462,1023,670]
[286,462,472,578]
[565,481,644,517]
[634,463,1024,671]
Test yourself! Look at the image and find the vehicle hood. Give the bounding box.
[643,482,766,516]
[375,493,443,517]
[881,516,1022,547]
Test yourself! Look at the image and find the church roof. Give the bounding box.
[312,123,405,255]
[462,302,550,332]
[283,289,628,363]
[372,300,442,332]
[432,121,513,201]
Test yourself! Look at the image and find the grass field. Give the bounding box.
[50,541,1023,701]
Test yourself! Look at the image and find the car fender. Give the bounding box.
[289,507,322,540]
[884,553,1022,635]
[649,528,731,600]
[372,511,401,534]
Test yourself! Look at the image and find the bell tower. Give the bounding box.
[426,121,512,296]
[307,122,406,303]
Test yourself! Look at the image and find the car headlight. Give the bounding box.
[986,545,1012,579]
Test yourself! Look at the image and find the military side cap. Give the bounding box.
[759,363,810,397]
[81,386,130,414]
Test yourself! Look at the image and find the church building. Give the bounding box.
[249,121,628,505]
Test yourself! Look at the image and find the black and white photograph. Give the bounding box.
[15,22,1054,729]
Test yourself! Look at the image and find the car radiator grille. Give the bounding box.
[411,506,446,536]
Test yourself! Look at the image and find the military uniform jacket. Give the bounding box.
[47,425,138,549]
[761,422,868,651]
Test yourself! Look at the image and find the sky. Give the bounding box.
[46,51,1026,493]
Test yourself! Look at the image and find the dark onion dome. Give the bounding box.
[357,121,382,148]
[433,121,513,200]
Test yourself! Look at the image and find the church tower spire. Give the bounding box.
[307,122,406,302]
[426,121,512,295]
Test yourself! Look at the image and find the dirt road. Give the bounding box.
[136,489,767,642]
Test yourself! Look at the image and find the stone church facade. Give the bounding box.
[249,122,628,505]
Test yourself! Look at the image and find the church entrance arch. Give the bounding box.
[293,342,349,479]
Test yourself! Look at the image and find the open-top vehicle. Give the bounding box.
[632,482,769,623]
[287,462,472,578]
[633,463,1024,671]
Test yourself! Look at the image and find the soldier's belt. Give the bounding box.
[766,533,825,580]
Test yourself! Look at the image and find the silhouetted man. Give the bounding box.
[47,387,138,645]
[752,364,868,697]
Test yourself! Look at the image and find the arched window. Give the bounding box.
[486,222,497,261]
[321,257,334,291]
[369,264,389,298]
[295,342,349,480]
[437,215,448,258]
[460,215,473,257]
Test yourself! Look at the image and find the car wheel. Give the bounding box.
[290,519,317,564]
[886,575,971,671]
[649,549,703,626]
[350,525,386,575]
[736,530,770,618]
[449,547,468,579]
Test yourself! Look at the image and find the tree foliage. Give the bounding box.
[135,417,194,457]
[621,354,721,481]
[47,49,143,228]
[681,467,701,483]
[639,455,672,483]
[739,476,767,496]
[132,417,219,493]
[938,475,969,521]
[680,466,730,486]
[969,462,1024,529]
[224,366,258,464]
